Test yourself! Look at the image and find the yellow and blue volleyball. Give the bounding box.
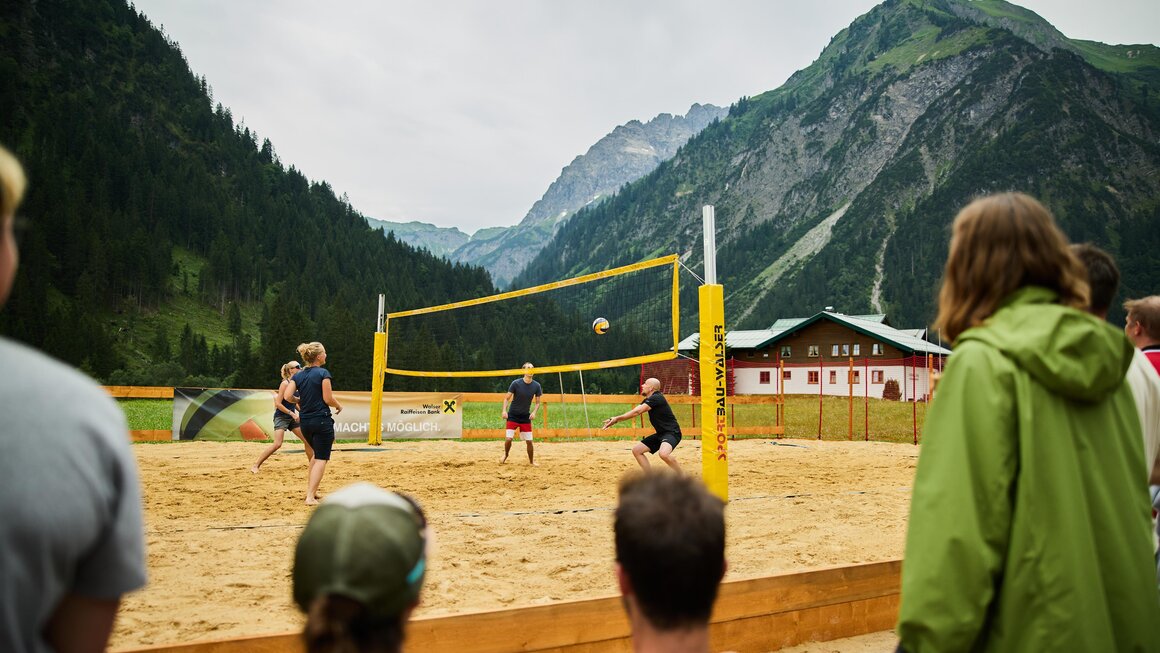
[592,317,610,335]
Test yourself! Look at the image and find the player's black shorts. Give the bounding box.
[641,431,681,453]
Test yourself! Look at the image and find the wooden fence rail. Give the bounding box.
[115,560,899,653]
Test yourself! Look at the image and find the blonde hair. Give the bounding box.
[935,193,1089,342]
[1124,296,1160,341]
[281,361,301,381]
[297,342,326,365]
[0,144,27,219]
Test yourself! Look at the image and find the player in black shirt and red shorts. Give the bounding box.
[601,377,682,473]
[501,362,542,466]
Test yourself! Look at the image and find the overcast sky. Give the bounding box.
[131,1,1160,235]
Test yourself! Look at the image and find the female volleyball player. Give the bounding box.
[251,360,314,473]
[285,342,344,505]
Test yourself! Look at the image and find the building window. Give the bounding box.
[831,344,840,356]
[808,371,819,384]
[853,343,860,356]
[848,370,860,383]
[762,351,770,358]
[808,345,819,357]
[872,343,883,356]
[759,371,771,384]
[780,345,791,358]
[783,370,792,380]
[841,343,850,356]
[829,370,837,384]
[872,370,884,383]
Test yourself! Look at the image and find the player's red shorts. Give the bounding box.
[505,420,532,432]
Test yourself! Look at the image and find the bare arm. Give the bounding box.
[282,379,298,404]
[601,402,650,430]
[501,392,514,419]
[321,378,343,414]
[274,380,297,417]
[530,393,541,417]
[44,593,120,653]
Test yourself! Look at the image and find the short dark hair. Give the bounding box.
[614,473,726,630]
[1070,243,1119,316]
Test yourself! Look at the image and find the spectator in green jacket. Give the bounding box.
[896,193,1160,652]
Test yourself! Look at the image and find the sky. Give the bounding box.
[132,1,1160,235]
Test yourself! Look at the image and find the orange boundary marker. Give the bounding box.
[114,560,899,653]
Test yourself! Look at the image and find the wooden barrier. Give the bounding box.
[114,560,899,653]
[104,386,175,398]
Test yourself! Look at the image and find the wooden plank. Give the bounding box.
[711,560,901,621]
[708,594,898,652]
[105,386,175,399]
[405,595,630,653]
[113,632,301,652]
[129,429,172,442]
[114,561,900,653]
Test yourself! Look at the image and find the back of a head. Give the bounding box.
[936,192,1089,341]
[298,341,325,365]
[614,473,726,630]
[1125,296,1160,343]
[294,483,427,653]
[1070,243,1119,317]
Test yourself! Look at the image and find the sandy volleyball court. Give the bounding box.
[110,438,917,651]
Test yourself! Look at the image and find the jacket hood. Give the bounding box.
[955,286,1135,402]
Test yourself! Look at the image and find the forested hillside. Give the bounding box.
[0,0,509,391]
[515,0,1160,332]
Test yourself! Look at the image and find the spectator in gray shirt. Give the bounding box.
[0,143,147,652]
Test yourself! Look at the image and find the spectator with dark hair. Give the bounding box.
[0,144,148,651]
[1073,243,1160,583]
[293,482,428,653]
[1072,244,1160,483]
[614,472,726,653]
[896,194,1160,651]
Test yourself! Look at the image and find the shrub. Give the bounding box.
[882,378,902,401]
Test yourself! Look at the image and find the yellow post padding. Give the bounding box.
[699,284,728,501]
[368,331,387,445]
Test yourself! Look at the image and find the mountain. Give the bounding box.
[374,104,727,287]
[515,0,1160,332]
[365,218,470,258]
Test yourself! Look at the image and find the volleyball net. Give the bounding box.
[382,254,680,378]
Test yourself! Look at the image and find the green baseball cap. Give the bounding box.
[293,483,427,617]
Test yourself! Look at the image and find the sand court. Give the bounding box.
[110,438,917,651]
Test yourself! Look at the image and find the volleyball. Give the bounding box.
[592,317,610,335]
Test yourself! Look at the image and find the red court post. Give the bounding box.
[864,358,869,441]
[817,359,823,439]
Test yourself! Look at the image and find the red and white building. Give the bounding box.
[672,310,950,401]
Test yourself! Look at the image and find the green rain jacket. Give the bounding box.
[897,287,1160,652]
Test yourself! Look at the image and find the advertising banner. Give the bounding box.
[172,389,462,441]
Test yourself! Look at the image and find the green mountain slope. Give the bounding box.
[515,0,1160,332]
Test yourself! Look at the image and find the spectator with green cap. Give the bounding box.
[293,482,428,653]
